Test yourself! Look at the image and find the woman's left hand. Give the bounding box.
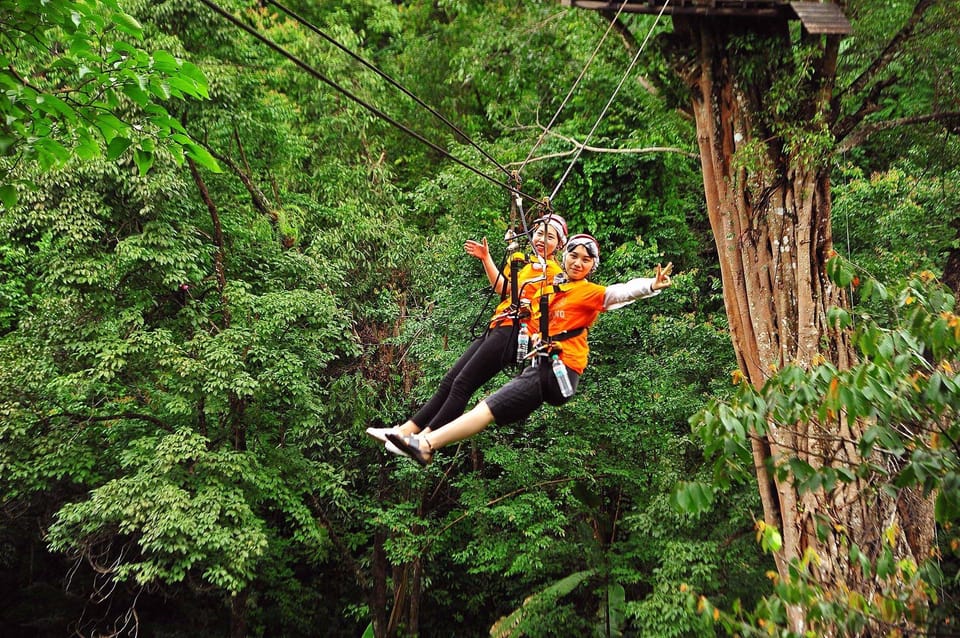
[652,262,673,290]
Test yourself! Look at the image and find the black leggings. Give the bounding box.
[410,326,516,431]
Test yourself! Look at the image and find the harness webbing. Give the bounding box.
[537,284,586,349]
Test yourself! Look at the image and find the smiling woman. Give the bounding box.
[387,234,674,466]
[366,215,569,451]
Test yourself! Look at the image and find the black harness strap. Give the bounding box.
[537,283,586,350]
[550,327,585,342]
[509,253,526,307]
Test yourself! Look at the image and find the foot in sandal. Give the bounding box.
[385,432,433,467]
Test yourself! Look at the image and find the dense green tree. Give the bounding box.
[575,0,960,634]
[574,1,960,634]
[0,0,218,199]
[1,1,406,635]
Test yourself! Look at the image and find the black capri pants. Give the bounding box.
[485,356,580,425]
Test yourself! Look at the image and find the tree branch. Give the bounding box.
[833,0,937,136]
[834,75,899,142]
[836,111,960,153]
[600,9,638,53]
[205,146,276,221]
[505,126,698,168]
[840,0,935,99]
[600,9,659,96]
[55,411,172,431]
[187,157,230,327]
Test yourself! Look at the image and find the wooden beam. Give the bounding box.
[560,1,784,17]
[562,1,852,36]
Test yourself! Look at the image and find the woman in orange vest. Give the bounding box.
[387,233,673,466]
[366,215,568,449]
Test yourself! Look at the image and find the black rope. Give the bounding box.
[197,0,541,205]
[467,245,513,341]
[263,0,514,180]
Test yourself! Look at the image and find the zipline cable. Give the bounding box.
[197,0,542,205]
[517,0,631,175]
[255,0,547,333]
[263,0,514,180]
[549,0,670,201]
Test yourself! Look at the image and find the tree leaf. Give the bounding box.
[134,148,153,175]
[111,11,143,40]
[0,184,17,210]
[106,136,132,160]
[185,143,221,173]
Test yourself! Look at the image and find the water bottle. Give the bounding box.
[516,325,529,363]
[551,354,574,398]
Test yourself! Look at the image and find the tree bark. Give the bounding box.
[668,13,934,635]
[943,219,960,304]
[230,589,249,638]
[187,157,230,326]
[371,529,390,637]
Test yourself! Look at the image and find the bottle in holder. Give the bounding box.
[551,354,574,398]
[516,324,529,363]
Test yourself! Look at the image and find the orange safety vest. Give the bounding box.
[530,279,607,373]
[488,258,562,329]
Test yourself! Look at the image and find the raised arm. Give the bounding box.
[603,262,673,310]
[464,238,507,295]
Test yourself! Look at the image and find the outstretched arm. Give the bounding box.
[465,238,507,295]
[603,262,673,310]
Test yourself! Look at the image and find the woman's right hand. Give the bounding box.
[464,238,490,261]
[652,262,674,290]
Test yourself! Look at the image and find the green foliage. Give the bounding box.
[686,534,938,637]
[687,261,960,634]
[832,164,959,284]
[1,0,956,636]
[489,570,595,638]
[0,0,218,201]
[839,1,960,164]
[0,109,366,632]
[47,429,270,592]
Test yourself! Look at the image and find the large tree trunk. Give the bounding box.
[669,14,935,634]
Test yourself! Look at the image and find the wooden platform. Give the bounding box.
[560,0,852,34]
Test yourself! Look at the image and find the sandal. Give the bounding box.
[385,432,433,467]
[365,426,399,444]
[384,440,409,458]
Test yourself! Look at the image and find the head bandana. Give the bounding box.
[565,233,601,273]
[534,214,568,247]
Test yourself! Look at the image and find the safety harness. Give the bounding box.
[525,282,586,363]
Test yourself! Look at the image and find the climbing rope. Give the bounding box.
[263,0,514,180]
[199,0,667,352]
[197,0,543,206]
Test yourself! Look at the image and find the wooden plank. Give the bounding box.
[789,2,852,34]
[562,0,851,34]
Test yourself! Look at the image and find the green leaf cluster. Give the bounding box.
[0,0,218,201]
